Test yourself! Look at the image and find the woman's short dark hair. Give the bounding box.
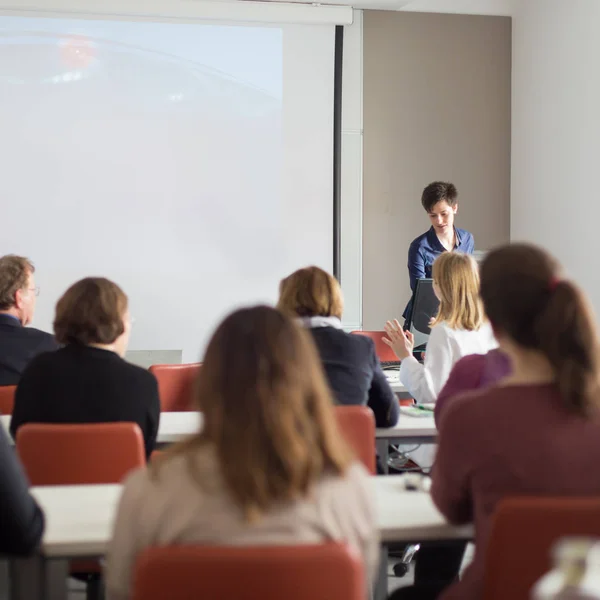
[421,181,458,213]
[54,277,128,345]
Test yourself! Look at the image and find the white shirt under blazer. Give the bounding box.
[400,321,498,404]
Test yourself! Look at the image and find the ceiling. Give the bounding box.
[248,0,517,15]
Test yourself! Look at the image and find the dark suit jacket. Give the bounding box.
[0,314,59,386]
[308,327,400,428]
[0,424,44,555]
[11,344,160,459]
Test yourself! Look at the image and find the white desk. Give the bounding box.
[385,369,409,396]
[2,412,436,448]
[8,479,472,600]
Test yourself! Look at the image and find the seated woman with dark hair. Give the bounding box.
[105,305,378,600]
[277,266,399,428]
[10,277,160,459]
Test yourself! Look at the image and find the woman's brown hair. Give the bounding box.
[431,252,484,331]
[54,277,128,345]
[480,244,600,416]
[155,305,353,521]
[277,266,343,319]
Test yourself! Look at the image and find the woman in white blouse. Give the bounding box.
[384,252,496,405]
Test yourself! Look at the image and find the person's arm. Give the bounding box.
[430,400,474,524]
[398,325,453,404]
[407,241,426,292]
[105,468,150,600]
[366,341,399,427]
[0,424,45,555]
[435,355,485,426]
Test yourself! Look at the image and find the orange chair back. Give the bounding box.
[484,496,600,600]
[149,363,201,412]
[351,330,398,363]
[132,544,364,600]
[334,405,376,474]
[16,422,145,485]
[0,385,16,415]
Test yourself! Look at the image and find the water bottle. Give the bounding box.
[532,538,600,599]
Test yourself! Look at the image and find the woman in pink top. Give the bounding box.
[392,243,600,600]
[434,349,511,425]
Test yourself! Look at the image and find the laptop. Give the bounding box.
[405,278,440,353]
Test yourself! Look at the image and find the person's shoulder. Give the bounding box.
[438,385,506,430]
[21,326,57,345]
[317,461,371,500]
[447,353,488,379]
[112,358,158,390]
[456,228,475,247]
[315,327,372,352]
[429,321,455,341]
[409,230,430,250]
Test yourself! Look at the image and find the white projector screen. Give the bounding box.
[0,15,335,361]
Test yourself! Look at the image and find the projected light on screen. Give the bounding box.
[60,35,95,69]
[0,14,334,361]
[0,20,283,274]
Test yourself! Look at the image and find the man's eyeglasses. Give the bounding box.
[28,287,40,297]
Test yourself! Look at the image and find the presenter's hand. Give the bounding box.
[383,319,414,360]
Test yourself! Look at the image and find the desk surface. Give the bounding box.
[385,370,407,394]
[30,477,472,558]
[1,411,436,445]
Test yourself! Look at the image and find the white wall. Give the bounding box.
[512,0,600,308]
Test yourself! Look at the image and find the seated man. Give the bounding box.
[0,255,58,385]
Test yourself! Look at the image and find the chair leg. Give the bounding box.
[86,576,104,600]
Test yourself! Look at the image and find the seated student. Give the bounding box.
[0,255,58,385]
[434,349,511,425]
[10,277,160,459]
[395,243,600,600]
[0,424,44,555]
[384,252,497,405]
[277,266,399,428]
[105,305,378,600]
[403,182,474,322]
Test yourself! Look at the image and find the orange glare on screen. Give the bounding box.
[59,35,95,69]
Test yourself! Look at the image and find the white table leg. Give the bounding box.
[9,556,68,600]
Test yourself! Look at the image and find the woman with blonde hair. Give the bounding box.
[384,252,496,405]
[105,305,378,600]
[278,266,399,428]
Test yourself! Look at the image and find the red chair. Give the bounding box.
[16,422,145,485]
[334,405,376,474]
[0,385,16,415]
[16,422,146,599]
[132,544,364,600]
[149,363,202,412]
[484,497,600,600]
[351,330,398,363]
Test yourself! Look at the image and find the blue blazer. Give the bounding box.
[403,226,474,320]
[308,326,400,428]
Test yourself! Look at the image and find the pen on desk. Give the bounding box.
[414,405,434,412]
